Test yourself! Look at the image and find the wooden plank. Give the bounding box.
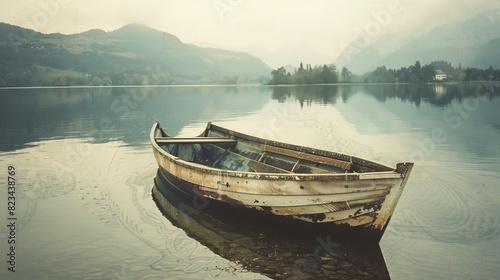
[156,137,237,144]
[262,154,336,174]
[260,144,352,170]
[247,161,292,174]
[206,141,291,174]
[291,159,300,172]
[231,141,337,174]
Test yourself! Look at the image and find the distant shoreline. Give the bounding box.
[3,80,499,90]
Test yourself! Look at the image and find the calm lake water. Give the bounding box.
[0,84,499,279]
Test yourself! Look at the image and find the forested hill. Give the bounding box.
[0,22,271,86]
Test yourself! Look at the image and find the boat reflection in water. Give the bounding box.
[152,170,390,279]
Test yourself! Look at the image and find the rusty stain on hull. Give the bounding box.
[151,122,414,241]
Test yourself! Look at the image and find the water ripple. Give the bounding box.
[390,167,500,243]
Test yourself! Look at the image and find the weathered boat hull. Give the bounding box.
[150,122,413,242]
[151,170,392,278]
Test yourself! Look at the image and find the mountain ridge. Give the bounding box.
[337,9,500,74]
[0,22,271,86]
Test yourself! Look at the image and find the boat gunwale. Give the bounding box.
[150,122,409,181]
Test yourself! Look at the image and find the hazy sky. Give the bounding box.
[2,0,499,68]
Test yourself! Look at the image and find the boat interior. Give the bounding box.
[157,130,357,175]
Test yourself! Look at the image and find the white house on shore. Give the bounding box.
[434,69,448,81]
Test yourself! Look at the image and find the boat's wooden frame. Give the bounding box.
[150,122,413,241]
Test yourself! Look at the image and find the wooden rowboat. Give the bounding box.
[150,122,413,242]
